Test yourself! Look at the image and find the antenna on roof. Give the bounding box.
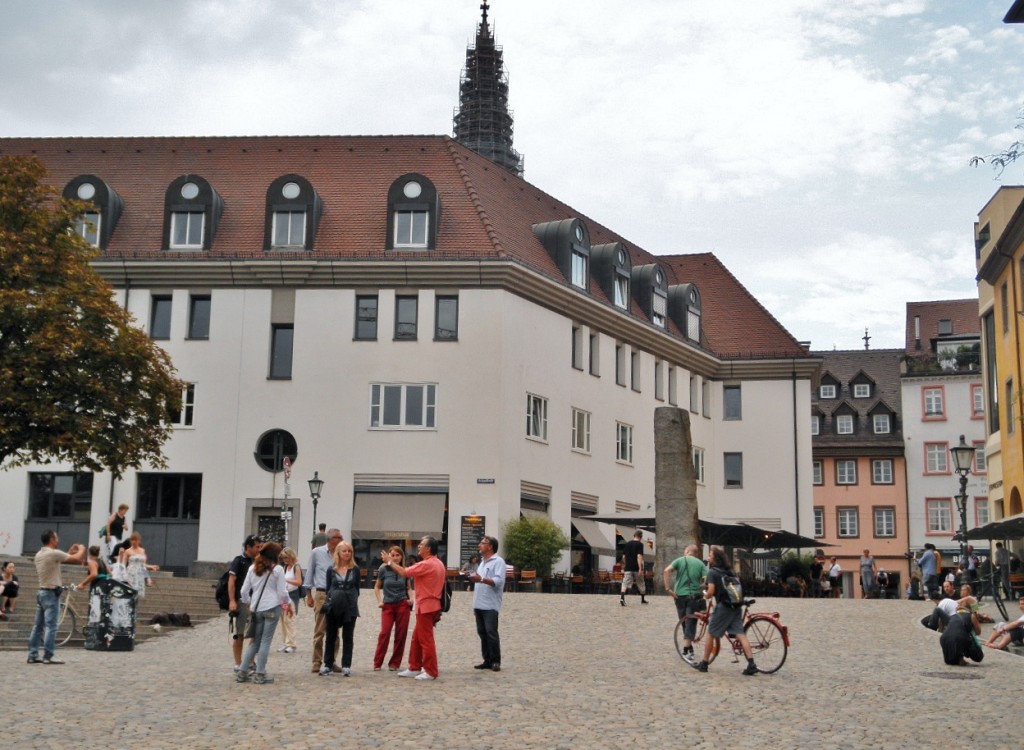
[863,327,871,350]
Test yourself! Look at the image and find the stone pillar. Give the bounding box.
[654,406,700,592]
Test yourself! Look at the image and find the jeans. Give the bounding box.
[28,589,60,659]
[240,606,281,675]
[474,608,501,666]
[673,595,704,641]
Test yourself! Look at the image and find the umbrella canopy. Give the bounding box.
[581,512,829,550]
[955,512,1024,541]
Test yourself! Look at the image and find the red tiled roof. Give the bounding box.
[0,134,809,360]
[904,299,979,355]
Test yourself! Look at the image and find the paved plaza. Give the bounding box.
[5,592,1020,749]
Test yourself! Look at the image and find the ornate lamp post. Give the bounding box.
[308,471,324,535]
[950,434,977,582]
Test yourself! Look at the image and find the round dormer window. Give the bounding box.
[655,269,663,284]
[616,248,626,265]
[574,225,584,242]
[282,182,301,200]
[403,180,422,199]
[76,182,96,200]
[180,182,200,200]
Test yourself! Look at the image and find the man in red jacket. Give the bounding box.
[385,535,446,680]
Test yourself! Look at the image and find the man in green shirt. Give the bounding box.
[663,544,707,665]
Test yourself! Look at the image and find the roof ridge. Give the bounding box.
[444,137,507,258]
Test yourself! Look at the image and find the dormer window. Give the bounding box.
[532,218,591,291]
[850,372,875,399]
[668,284,702,343]
[818,374,840,399]
[630,263,669,329]
[387,174,440,250]
[62,175,123,250]
[264,175,322,251]
[591,242,631,310]
[652,269,667,327]
[163,175,223,251]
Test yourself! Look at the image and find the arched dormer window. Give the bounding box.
[386,173,440,250]
[264,175,322,251]
[532,218,590,291]
[668,283,701,343]
[631,263,668,328]
[591,242,631,309]
[62,175,123,250]
[163,175,223,251]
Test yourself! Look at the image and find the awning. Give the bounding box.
[618,526,657,558]
[351,493,446,539]
[956,512,1024,541]
[571,518,618,557]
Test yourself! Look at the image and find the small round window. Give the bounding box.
[180,182,200,200]
[254,429,298,473]
[282,182,301,199]
[402,180,422,199]
[574,225,584,242]
[77,182,96,200]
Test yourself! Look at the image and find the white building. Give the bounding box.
[0,135,818,573]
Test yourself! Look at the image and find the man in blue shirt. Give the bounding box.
[303,528,343,673]
[467,535,506,672]
[918,543,938,600]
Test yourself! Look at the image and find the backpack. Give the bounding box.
[440,577,453,613]
[213,570,231,610]
[719,572,744,607]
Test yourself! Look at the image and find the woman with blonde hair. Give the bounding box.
[373,545,412,671]
[320,541,361,676]
[118,532,159,598]
[277,547,302,654]
[237,542,291,684]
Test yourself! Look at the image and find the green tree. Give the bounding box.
[500,516,571,577]
[0,155,182,478]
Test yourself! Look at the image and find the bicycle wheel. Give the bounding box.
[675,615,718,664]
[56,601,77,647]
[744,616,787,674]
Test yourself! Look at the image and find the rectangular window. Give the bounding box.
[1007,379,1017,435]
[820,384,836,399]
[702,381,710,418]
[652,290,667,328]
[370,383,437,429]
[812,460,823,485]
[434,296,458,341]
[814,507,825,538]
[873,507,895,538]
[925,442,948,474]
[169,383,196,427]
[1001,281,1009,334]
[75,211,101,247]
[630,351,641,392]
[872,414,890,434]
[872,459,893,484]
[170,211,204,248]
[613,274,629,308]
[923,387,945,419]
[984,311,1000,433]
[394,295,418,340]
[571,250,588,288]
[272,210,306,247]
[394,210,429,248]
[28,472,93,520]
[723,385,742,420]
[971,384,985,418]
[837,507,859,538]
[571,408,591,453]
[188,295,211,339]
[836,414,854,434]
[589,333,600,376]
[355,295,378,340]
[693,447,705,484]
[269,324,294,378]
[150,295,172,340]
[811,415,820,436]
[836,459,857,485]
[668,366,677,406]
[571,325,584,370]
[526,393,548,441]
[689,376,698,413]
[724,452,743,488]
[974,442,987,473]
[654,360,664,401]
[853,383,871,398]
[616,422,634,464]
[975,498,989,527]
[615,344,626,386]
[136,473,202,520]
[926,498,952,534]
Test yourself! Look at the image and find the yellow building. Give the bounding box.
[976,186,1024,519]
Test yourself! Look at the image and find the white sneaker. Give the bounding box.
[277,646,288,652]
[318,666,332,676]
[414,672,436,681]
[397,668,421,678]
[284,646,295,654]
[682,652,695,665]
[341,667,351,676]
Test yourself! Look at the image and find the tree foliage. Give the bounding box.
[971,105,1024,175]
[500,516,571,577]
[0,155,182,478]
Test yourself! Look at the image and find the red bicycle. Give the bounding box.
[675,598,789,673]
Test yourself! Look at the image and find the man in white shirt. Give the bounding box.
[468,535,506,672]
[303,528,343,673]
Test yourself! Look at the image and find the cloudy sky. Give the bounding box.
[3,0,1024,350]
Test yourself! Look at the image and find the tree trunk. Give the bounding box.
[654,407,700,593]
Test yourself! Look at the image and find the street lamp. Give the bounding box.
[308,471,324,535]
[950,434,977,581]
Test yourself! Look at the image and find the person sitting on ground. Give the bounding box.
[939,605,984,666]
[1,561,18,615]
[983,596,1024,651]
[925,582,976,631]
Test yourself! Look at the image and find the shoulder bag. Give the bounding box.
[242,573,271,639]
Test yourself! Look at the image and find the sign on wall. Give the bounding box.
[460,515,486,566]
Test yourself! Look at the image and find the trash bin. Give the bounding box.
[84,578,137,651]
